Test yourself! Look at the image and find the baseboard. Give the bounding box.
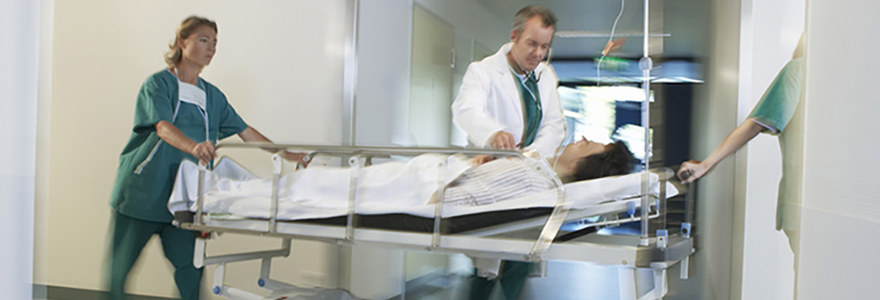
[32,284,174,300]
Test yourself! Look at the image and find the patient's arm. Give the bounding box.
[471,149,540,167]
[678,118,764,183]
[238,126,309,166]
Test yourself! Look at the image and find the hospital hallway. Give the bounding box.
[4,0,880,300]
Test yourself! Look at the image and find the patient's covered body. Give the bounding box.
[169,154,557,219]
[445,158,554,206]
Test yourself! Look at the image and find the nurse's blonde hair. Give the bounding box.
[164,16,218,68]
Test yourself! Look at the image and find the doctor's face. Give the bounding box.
[180,25,217,68]
[510,16,554,72]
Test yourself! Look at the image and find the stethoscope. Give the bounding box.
[520,73,543,131]
[509,65,544,147]
[510,46,553,84]
[510,45,552,118]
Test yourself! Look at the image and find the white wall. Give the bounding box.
[796,1,880,298]
[415,0,509,51]
[416,0,510,148]
[0,0,40,299]
[677,1,807,299]
[33,0,55,292]
[38,1,348,298]
[736,1,805,300]
[673,0,742,298]
[337,2,415,298]
[344,2,508,298]
[354,0,508,148]
[354,0,414,147]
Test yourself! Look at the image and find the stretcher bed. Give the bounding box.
[170,143,696,300]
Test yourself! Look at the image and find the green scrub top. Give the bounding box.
[110,69,248,223]
[748,57,804,134]
[747,57,805,235]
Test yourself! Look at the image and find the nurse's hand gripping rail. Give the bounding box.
[175,143,696,300]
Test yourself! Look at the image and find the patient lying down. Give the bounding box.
[446,139,633,206]
[174,139,634,213]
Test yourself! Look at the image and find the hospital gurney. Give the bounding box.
[170,143,696,300]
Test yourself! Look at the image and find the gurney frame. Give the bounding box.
[174,143,695,300]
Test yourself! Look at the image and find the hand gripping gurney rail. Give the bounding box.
[170,143,697,300]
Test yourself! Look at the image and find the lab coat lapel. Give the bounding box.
[497,71,523,124]
[489,43,524,127]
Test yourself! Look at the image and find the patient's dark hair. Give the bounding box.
[569,141,635,182]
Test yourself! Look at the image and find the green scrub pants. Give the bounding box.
[108,211,202,300]
[469,261,531,300]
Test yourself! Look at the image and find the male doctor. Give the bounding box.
[452,5,564,159]
[452,6,564,299]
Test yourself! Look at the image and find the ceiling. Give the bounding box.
[475,0,710,59]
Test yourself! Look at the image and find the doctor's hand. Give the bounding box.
[191,142,216,166]
[282,151,310,167]
[677,160,710,183]
[488,131,516,150]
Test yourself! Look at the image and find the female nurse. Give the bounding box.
[106,16,304,300]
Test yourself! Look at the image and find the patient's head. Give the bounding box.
[561,140,634,182]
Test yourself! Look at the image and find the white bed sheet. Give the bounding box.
[169,158,678,221]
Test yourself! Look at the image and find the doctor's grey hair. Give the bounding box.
[164,16,218,68]
[513,5,557,34]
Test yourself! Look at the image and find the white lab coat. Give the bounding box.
[452,43,565,158]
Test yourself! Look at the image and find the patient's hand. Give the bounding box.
[283,151,310,167]
[471,155,496,166]
[677,160,709,183]
[521,150,541,159]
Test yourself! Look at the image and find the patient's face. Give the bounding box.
[560,137,611,161]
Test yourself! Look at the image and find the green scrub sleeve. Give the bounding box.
[133,76,176,135]
[217,94,249,140]
[748,58,804,134]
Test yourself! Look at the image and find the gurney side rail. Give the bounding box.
[183,143,695,268]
